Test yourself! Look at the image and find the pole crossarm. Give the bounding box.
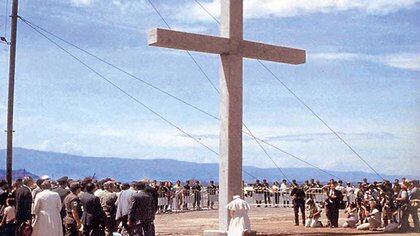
[148,28,306,64]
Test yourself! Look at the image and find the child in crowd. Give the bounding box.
[0,198,16,235]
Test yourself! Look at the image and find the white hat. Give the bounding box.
[40,175,50,180]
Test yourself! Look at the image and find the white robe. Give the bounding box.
[32,189,63,236]
[227,197,251,236]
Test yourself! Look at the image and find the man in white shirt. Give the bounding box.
[115,182,136,235]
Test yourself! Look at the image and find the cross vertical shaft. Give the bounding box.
[219,0,243,231]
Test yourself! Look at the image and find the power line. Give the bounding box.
[243,123,290,182]
[257,138,342,180]
[20,17,341,181]
[257,61,384,180]
[146,0,219,93]
[193,0,383,180]
[20,18,218,157]
[20,17,257,181]
[18,17,219,121]
[192,0,220,24]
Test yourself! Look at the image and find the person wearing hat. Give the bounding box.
[32,180,63,236]
[191,180,202,211]
[63,182,83,236]
[226,195,251,236]
[253,179,264,207]
[207,180,217,210]
[262,179,271,207]
[53,176,70,228]
[53,176,70,201]
[99,181,118,236]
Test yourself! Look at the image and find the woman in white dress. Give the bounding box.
[32,180,63,236]
[227,195,251,236]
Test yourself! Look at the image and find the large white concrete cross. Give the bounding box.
[147,0,305,231]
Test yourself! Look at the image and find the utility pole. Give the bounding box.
[6,0,19,185]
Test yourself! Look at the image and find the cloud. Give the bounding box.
[178,0,419,22]
[266,132,397,143]
[379,53,420,71]
[35,140,85,156]
[71,0,93,6]
[311,52,420,71]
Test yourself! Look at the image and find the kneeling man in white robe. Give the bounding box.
[227,195,251,236]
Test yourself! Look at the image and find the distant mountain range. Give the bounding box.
[0,169,38,180]
[0,148,410,182]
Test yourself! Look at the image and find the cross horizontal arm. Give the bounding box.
[242,40,305,64]
[148,28,230,55]
[148,28,306,64]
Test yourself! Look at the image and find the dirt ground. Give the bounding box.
[154,207,418,236]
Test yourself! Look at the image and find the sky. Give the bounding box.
[0,0,418,176]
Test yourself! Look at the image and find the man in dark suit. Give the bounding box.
[79,182,105,236]
[325,181,343,227]
[145,181,158,213]
[128,181,156,236]
[15,176,34,227]
[290,182,306,226]
[0,179,9,219]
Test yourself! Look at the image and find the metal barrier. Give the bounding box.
[157,188,219,212]
[245,190,293,208]
[155,186,357,212]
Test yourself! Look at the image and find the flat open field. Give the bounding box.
[154,207,418,236]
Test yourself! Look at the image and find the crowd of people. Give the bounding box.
[286,178,419,233]
[0,175,417,235]
[0,176,160,236]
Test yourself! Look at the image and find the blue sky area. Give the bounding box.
[0,0,418,176]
